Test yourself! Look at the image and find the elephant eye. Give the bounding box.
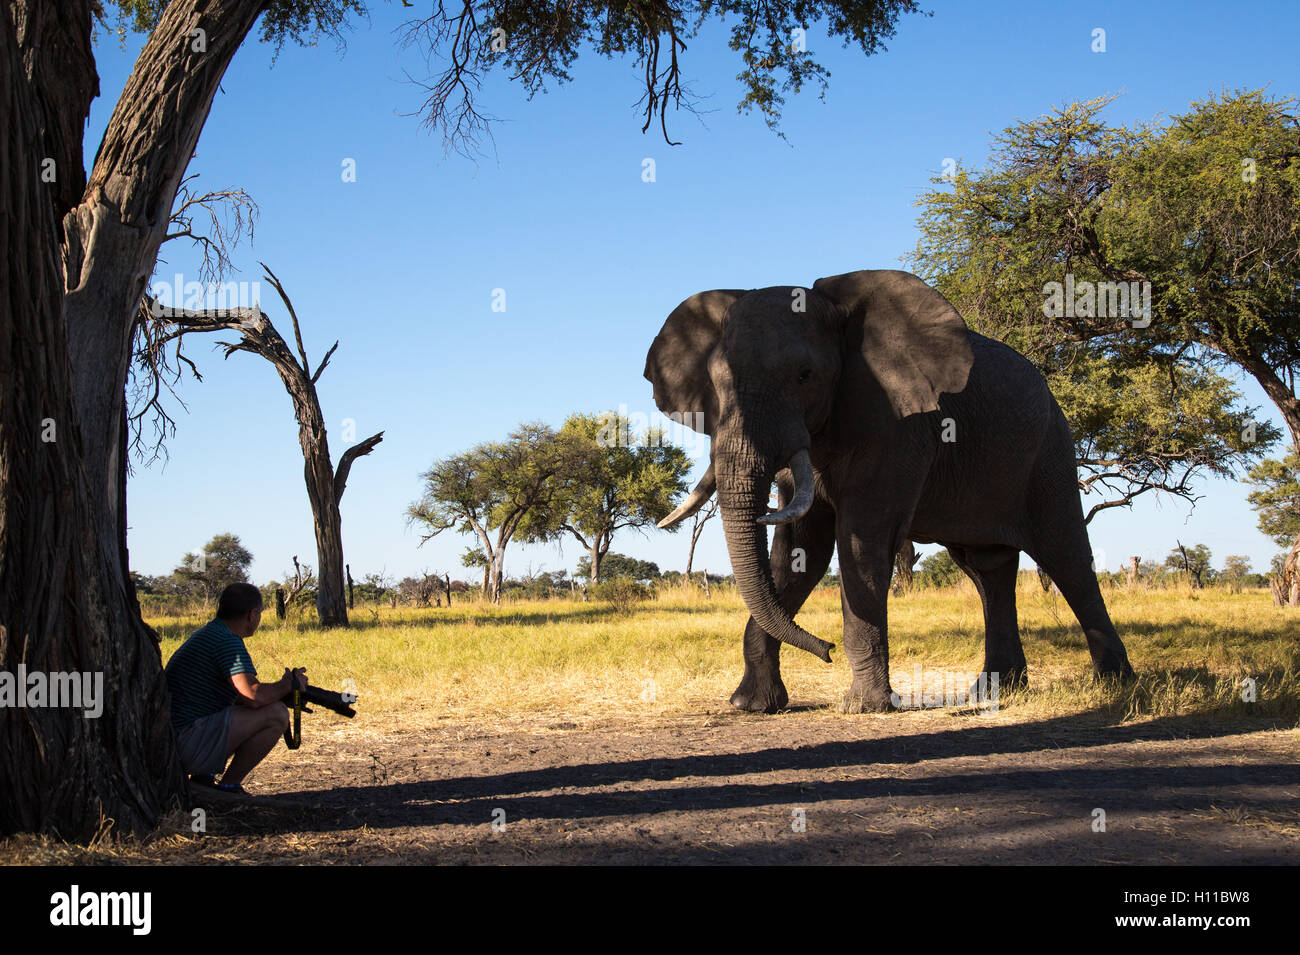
[798,369,812,384]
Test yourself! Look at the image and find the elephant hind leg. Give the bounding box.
[947,544,1026,694]
[1026,415,1135,681]
[1028,532,1134,681]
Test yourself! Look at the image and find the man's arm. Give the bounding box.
[231,667,306,707]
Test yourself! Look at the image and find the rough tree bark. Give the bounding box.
[143,266,383,627]
[0,1,222,838]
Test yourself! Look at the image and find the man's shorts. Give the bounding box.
[176,707,234,776]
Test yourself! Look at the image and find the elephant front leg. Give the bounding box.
[836,520,897,714]
[730,622,789,714]
[730,496,836,714]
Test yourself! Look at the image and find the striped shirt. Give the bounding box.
[165,619,257,730]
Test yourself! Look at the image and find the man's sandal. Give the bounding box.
[214,781,249,795]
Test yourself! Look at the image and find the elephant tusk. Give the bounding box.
[757,449,815,525]
[658,463,717,529]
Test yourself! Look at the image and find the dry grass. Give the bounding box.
[150,581,1300,729]
[2,582,1294,865]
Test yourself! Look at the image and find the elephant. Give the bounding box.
[644,269,1135,714]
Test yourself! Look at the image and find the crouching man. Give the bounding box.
[165,582,306,795]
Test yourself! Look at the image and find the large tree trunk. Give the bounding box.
[65,1,265,609]
[301,413,349,625]
[489,549,505,603]
[1,2,195,838]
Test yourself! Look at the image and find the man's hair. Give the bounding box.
[217,582,263,620]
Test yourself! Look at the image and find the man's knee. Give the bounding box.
[268,701,290,731]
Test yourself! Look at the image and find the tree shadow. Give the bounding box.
[215,708,1297,842]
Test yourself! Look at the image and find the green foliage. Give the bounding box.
[576,552,660,582]
[171,532,252,600]
[1164,543,1214,587]
[590,577,652,614]
[407,422,571,565]
[504,568,571,599]
[909,89,1296,518]
[916,549,961,589]
[1221,555,1252,578]
[1049,349,1279,519]
[400,0,925,143]
[704,0,924,134]
[355,572,397,603]
[1245,453,1300,548]
[1220,555,1252,593]
[96,1,929,152]
[529,412,691,570]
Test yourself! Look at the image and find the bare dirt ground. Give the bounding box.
[12,703,1296,865]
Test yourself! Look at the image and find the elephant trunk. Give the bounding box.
[716,445,834,663]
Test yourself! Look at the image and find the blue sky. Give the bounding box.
[95,0,1300,585]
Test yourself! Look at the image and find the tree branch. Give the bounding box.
[260,261,310,374]
[311,341,340,384]
[334,431,384,504]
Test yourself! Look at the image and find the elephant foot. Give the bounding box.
[730,673,789,714]
[1093,653,1136,683]
[839,682,896,714]
[971,664,1026,702]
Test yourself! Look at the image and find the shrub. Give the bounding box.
[591,578,652,614]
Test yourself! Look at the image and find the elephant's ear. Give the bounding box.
[644,289,744,436]
[813,270,973,418]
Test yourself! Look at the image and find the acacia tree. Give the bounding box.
[1,0,925,838]
[536,413,690,584]
[408,424,573,602]
[141,265,383,627]
[910,91,1290,521]
[1166,543,1214,589]
[171,531,253,605]
[1220,555,1252,594]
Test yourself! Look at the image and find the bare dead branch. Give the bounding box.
[260,261,310,374]
[311,341,340,385]
[334,431,385,504]
[160,172,259,285]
